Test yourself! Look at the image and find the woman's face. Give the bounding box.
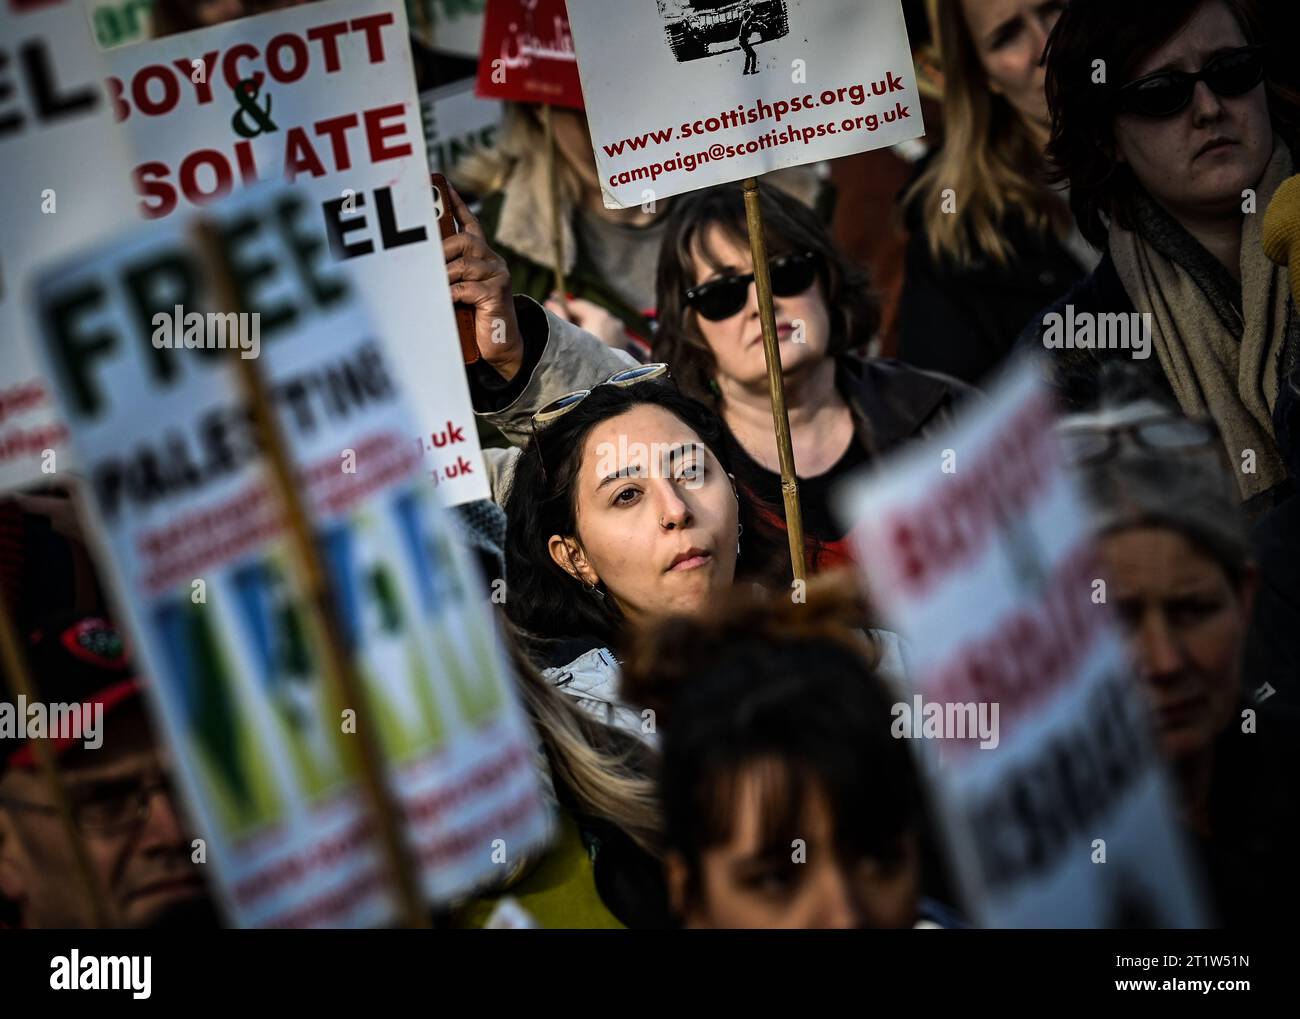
[549,404,739,628]
[669,770,919,929]
[1099,527,1255,764]
[1112,1,1273,225]
[688,226,832,393]
[960,0,1065,136]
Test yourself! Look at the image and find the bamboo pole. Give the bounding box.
[541,104,571,317]
[194,221,430,930]
[742,176,807,582]
[0,580,114,927]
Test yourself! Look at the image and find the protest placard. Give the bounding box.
[28,186,552,927]
[565,0,926,208]
[0,0,137,493]
[474,0,583,110]
[426,0,488,58]
[837,360,1208,928]
[103,0,489,504]
[420,80,503,179]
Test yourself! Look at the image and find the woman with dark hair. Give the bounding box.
[619,574,951,929]
[899,0,1097,385]
[1022,0,1299,514]
[653,184,971,564]
[497,375,788,723]
[1062,394,1300,926]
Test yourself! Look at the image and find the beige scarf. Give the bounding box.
[1110,143,1292,501]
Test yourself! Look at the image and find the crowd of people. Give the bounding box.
[2,0,1299,929]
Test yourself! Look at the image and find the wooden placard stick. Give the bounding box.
[540,104,571,317]
[742,175,808,582]
[194,220,430,930]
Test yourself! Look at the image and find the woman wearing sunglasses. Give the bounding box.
[653,184,972,566]
[1022,0,1300,516]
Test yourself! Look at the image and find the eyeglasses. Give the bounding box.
[1117,46,1266,118]
[529,364,673,482]
[1058,415,1220,466]
[0,774,173,834]
[683,251,820,322]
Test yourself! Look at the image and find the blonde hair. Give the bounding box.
[508,640,662,857]
[908,0,1070,266]
[451,102,587,207]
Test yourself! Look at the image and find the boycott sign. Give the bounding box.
[103,0,488,504]
[837,361,1207,928]
[29,187,551,927]
[420,80,503,178]
[0,0,137,492]
[565,0,925,208]
[474,0,583,110]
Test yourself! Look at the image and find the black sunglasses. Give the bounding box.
[683,250,820,322]
[1117,45,1266,118]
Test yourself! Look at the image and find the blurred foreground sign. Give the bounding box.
[28,186,551,927]
[565,0,925,208]
[0,0,136,492]
[104,0,488,503]
[837,360,1207,928]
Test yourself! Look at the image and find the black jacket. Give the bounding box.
[899,200,1090,386]
[1201,702,1300,927]
[723,354,974,564]
[1014,251,1178,411]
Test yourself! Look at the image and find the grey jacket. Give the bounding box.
[474,297,637,502]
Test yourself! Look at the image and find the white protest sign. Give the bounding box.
[419,80,502,178]
[29,186,551,927]
[837,360,1207,928]
[104,0,488,504]
[0,0,137,493]
[564,0,925,208]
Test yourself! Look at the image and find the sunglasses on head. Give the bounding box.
[1117,45,1266,119]
[683,250,820,322]
[530,364,673,482]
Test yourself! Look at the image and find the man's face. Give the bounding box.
[0,706,208,928]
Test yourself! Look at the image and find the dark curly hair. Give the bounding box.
[619,574,924,916]
[653,183,880,405]
[501,381,788,656]
[1043,0,1298,250]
